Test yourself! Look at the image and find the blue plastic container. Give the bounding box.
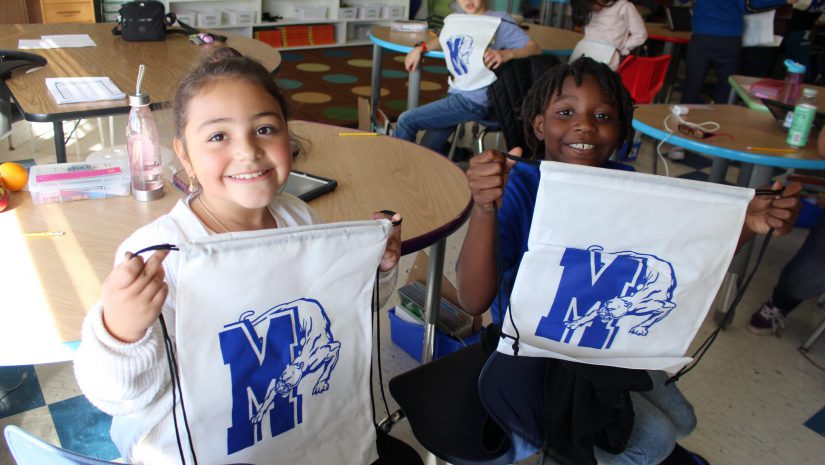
[388,308,483,362]
[795,197,824,229]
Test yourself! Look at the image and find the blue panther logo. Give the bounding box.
[218,298,340,454]
[534,246,677,350]
[446,34,473,75]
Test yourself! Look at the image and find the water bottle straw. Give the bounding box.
[136,64,145,95]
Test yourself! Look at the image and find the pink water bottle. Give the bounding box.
[779,59,806,105]
[126,64,164,201]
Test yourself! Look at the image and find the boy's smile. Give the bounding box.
[532,74,620,167]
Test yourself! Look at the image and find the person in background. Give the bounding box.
[749,127,825,335]
[671,0,797,160]
[571,0,648,69]
[394,0,541,155]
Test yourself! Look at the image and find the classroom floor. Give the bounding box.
[1,102,824,465]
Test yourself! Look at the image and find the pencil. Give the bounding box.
[745,146,799,153]
[338,132,379,136]
[22,231,65,237]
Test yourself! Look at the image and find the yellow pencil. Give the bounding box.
[338,132,379,136]
[745,146,799,153]
[22,231,65,237]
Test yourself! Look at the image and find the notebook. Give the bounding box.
[666,7,692,32]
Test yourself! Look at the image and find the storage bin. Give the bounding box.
[381,5,404,19]
[293,5,327,20]
[795,196,825,228]
[223,9,255,26]
[195,9,221,27]
[338,7,357,19]
[175,11,196,26]
[255,29,283,48]
[310,24,336,45]
[102,3,121,13]
[356,5,381,19]
[103,12,119,22]
[388,308,484,362]
[28,160,131,205]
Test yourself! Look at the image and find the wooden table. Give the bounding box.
[0,23,281,163]
[0,121,471,365]
[367,24,582,119]
[728,75,825,113]
[633,104,825,319]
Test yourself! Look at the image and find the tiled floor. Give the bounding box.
[1,110,824,465]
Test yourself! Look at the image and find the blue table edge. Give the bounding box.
[632,119,825,170]
[368,32,571,58]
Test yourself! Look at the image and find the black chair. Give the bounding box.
[1,50,47,150]
[388,341,514,465]
[447,54,560,160]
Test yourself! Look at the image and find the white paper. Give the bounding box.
[41,34,96,48]
[45,77,126,104]
[17,39,47,49]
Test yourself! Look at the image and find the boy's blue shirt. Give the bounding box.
[691,0,789,37]
[447,10,531,107]
[490,159,633,325]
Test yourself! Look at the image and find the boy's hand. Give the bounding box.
[466,147,521,214]
[405,48,423,72]
[373,211,402,272]
[483,49,510,70]
[101,250,170,343]
[744,181,803,237]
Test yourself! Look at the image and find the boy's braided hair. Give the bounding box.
[521,56,635,160]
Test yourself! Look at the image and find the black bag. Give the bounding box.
[113,1,170,41]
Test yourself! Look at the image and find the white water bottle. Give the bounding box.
[127,64,164,201]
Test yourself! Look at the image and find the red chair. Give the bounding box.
[617,54,672,104]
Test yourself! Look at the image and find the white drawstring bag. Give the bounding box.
[174,220,392,465]
[498,162,753,372]
[439,14,501,92]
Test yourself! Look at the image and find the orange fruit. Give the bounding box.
[0,162,28,192]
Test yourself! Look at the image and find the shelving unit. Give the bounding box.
[147,0,408,49]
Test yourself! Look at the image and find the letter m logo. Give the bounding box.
[219,310,301,454]
[534,248,641,349]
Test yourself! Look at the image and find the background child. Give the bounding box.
[73,48,401,464]
[394,0,541,155]
[456,57,801,465]
[571,0,648,70]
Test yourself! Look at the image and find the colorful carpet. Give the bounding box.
[273,46,451,127]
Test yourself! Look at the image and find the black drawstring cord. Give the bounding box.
[374,270,391,420]
[133,244,197,465]
[666,229,775,385]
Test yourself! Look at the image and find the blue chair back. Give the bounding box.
[3,425,122,465]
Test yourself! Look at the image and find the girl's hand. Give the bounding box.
[373,211,402,272]
[405,48,423,72]
[101,250,170,343]
[483,49,510,70]
[744,181,803,237]
[466,147,521,214]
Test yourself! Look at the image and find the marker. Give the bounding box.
[22,231,66,237]
[338,132,379,136]
[745,146,799,154]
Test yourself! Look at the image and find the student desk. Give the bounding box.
[0,23,281,164]
[633,104,825,320]
[367,24,582,122]
[644,23,691,103]
[727,75,825,113]
[0,121,471,366]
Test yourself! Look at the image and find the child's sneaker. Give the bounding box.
[747,300,786,336]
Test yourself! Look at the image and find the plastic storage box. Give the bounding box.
[339,7,357,19]
[293,5,327,20]
[388,308,484,362]
[381,5,404,19]
[195,9,221,27]
[223,9,255,26]
[355,5,381,19]
[175,11,196,25]
[28,160,131,205]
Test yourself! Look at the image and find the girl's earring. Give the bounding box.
[189,175,200,193]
